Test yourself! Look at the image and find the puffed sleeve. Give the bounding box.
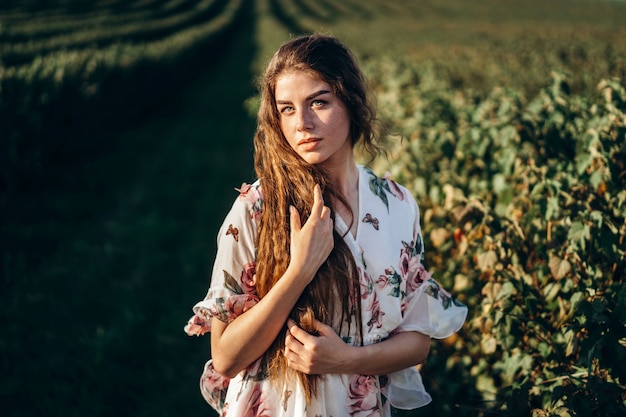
[184,182,262,336]
[397,194,467,338]
[385,193,467,410]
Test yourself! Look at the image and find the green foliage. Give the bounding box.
[372,58,626,416]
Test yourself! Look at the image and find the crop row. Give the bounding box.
[269,1,626,99]
[0,0,246,201]
[1,0,195,42]
[2,0,224,66]
[0,0,169,20]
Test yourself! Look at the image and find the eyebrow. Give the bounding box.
[276,89,332,105]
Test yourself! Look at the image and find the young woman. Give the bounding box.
[184,33,467,416]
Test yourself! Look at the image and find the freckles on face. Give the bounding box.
[274,71,352,166]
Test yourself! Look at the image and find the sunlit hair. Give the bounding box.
[253,33,383,403]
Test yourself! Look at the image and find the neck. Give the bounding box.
[321,157,359,200]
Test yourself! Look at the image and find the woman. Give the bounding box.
[185,33,467,416]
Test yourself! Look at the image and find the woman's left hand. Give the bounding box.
[284,318,353,375]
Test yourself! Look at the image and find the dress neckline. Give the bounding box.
[334,165,363,243]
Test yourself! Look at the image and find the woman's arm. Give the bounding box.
[284,318,430,375]
[211,185,334,378]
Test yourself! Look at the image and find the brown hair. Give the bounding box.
[253,33,382,403]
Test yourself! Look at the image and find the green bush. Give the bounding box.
[371,58,626,416]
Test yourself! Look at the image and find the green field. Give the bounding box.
[1,1,625,416]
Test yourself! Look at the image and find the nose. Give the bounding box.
[296,108,313,131]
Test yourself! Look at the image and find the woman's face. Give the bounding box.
[274,70,352,168]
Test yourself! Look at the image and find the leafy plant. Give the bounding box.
[371,59,626,416]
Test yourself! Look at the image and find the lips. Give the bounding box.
[297,137,322,145]
[297,137,322,151]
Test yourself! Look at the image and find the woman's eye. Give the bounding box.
[312,100,325,107]
[280,106,294,114]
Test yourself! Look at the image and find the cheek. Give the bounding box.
[329,112,351,139]
[279,116,292,134]
[327,104,350,132]
[279,120,297,148]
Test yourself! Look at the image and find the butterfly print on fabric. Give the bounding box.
[226,224,239,242]
[362,213,380,230]
[282,389,292,411]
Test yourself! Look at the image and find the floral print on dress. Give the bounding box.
[365,167,406,212]
[383,172,406,202]
[425,279,465,310]
[200,361,230,412]
[359,267,374,300]
[236,182,263,221]
[366,290,385,332]
[185,167,468,416]
[347,374,381,417]
[184,313,211,336]
[238,382,274,417]
[240,262,257,294]
[200,269,260,323]
[376,267,404,299]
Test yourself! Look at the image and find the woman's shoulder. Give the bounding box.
[359,165,418,212]
[225,180,263,225]
[234,180,263,204]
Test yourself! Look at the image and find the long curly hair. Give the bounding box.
[253,33,383,403]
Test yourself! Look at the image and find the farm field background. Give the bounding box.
[1,0,625,416]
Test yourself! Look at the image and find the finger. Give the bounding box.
[287,319,314,345]
[310,318,332,336]
[320,205,331,222]
[285,332,300,353]
[289,205,301,234]
[311,184,324,217]
[285,323,304,355]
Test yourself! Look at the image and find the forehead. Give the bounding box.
[274,70,331,99]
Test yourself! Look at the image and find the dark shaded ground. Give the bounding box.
[1,4,256,417]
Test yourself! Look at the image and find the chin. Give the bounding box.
[301,155,328,165]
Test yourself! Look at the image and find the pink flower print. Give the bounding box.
[245,358,264,379]
[236,183,263,221]
[242,383,273,417]
[400,298,408,315]
[347,374,380,416]
[240,262,257,295]
[399,249,411,276]
[235,182,252,196]
[225,294,258,318]
[375,274,388,289]
[384,172,405,201]
[200,361,230,412]
[405,260,432,294]
[184,314,210,336]
[366,291,385,331]
[360,270,374,299]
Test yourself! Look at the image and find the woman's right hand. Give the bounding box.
[288,184,334,284]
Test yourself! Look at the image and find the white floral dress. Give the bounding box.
[185,165,467,417]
